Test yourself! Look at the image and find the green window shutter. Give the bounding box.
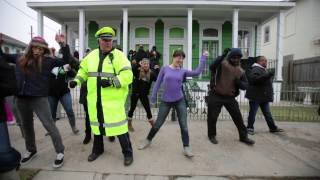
[169,27,184,38]
[88,21,99,49]
[135,27,150,38]
[222,21,232,51]
[155,19,164,65]
[192,20,200,71]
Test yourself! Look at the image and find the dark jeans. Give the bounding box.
[207,93,247,140]
[92,133,133,158]
[48,92,76,128]
[16,97,64,153]
[128,93,152,119]
[147,99,189,147]
[82,101,91,135]
[247,101,278,130]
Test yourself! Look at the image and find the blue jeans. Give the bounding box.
[247,101,277,130]
[147,98,189,147]
[48,92,76,128]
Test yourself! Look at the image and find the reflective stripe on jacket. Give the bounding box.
[74,48,132,136]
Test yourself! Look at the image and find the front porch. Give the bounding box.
[28,0,294,83]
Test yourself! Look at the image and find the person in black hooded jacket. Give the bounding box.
[245,56,284,135]
[127,58,159,131]
[207,48,254,146]
[48,48,79,135]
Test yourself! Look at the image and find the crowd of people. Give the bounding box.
[0,26,292,174]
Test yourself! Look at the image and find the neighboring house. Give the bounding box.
[260,0,320,87]
[1,33,27,54]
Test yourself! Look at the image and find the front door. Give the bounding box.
[201,40,219,79]
[169,44,185,68]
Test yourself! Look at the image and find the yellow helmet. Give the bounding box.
[95,27,115,39]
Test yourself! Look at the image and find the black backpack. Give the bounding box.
[0,57,18,97]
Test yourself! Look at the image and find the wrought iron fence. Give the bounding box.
[58,81,320,122]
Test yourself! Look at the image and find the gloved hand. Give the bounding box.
[101,79,112,88]
[69,80,77,88]
[268,69,275,77]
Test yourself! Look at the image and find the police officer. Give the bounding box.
[69,27,133,166]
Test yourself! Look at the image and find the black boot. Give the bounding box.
[83,133,91,144]
[88,152,102,162]
[209,136,218,144]
[108,136,115,142]
[240,137,255,145]
[124,156,133,166]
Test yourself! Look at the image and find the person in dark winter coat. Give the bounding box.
[127,58,159,131]
[207,48,254,146]
[245,56,284,135]
[0,54,21,180]
[0,35,68,168]
[149,46,161,69]
[48,52,79,135]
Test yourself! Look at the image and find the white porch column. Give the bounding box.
[122,8,128,56]
[273,10,285,103]
[187,8,193,70]
[276,10,285,82]
[78,9,85,59]
[37,10,44,37]
[232,8,239,48]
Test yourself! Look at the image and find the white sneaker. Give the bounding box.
[21,151,37,165]
[53,153,64,168]
[138,139,151,150]
[183,146,194,158]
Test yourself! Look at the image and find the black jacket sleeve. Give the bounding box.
[237,73,248,90]
[51,44,71,67]
[248,67,273,85]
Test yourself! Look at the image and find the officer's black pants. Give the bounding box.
[207,93,247,140]
[92,132,133,157]
[83,101,91,135]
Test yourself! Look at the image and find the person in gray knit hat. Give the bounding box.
[0,35,70,168]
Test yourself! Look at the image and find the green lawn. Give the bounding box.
[240,105,320,122]
[19,169,40,180]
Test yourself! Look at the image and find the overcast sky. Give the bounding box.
[0,0,287,50]
[0,0,61,49]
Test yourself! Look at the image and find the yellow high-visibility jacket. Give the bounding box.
[74,48,132,136]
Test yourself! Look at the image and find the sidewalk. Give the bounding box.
[8,118,320,179]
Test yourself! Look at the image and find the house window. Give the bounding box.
[16,49,21,54]
[135,27,150,38]
[4,47,10,53]
[238,30,250,58]
[169,27,184,38]
[264,26,270,43]
[203,28,218,37]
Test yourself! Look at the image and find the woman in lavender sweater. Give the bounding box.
[138,50,208,157]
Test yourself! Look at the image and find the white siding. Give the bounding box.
[260,17,277,60]
[283,0,320,60]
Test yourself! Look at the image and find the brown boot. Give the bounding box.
[128,118,135,132]
[148,119,155,127]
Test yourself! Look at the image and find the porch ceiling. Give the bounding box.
[27,1,295,24]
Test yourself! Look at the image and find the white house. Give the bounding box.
[260,0,320,62]
[27,0,295,83]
